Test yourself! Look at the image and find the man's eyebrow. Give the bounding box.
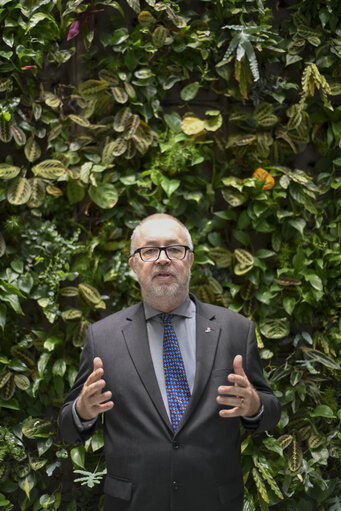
[141,239,182,246]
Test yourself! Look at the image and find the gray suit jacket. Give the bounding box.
[59,296,281,511]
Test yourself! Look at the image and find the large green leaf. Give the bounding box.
[89,183,119,209]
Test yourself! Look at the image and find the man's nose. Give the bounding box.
[156,249,170,263]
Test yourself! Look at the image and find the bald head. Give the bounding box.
[130,214,193,255]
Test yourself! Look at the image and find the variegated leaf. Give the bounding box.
[68,115,91,127]
[125,139,137,159]
[78,80,108,98]
[0,77,12,92]
[124,114,140,139]
[0,118,12,142]
[0,163,21,180]
[11,125,26,145]
[27,178,45,208]
[112,137,127,156]
[25,138,41,162]
[111,87,128,104]
[32,160,65,179]
[113,107,132,132]
[7,177,32,205]
[152,25,168,47]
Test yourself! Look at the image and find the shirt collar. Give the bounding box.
[144,296,195,320]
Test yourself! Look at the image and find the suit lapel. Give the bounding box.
[175,302,221,435]
[121,303,172,432]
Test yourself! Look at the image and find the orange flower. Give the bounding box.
[252,167,275,190]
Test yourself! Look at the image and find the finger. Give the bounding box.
[218,385,245,397]
[233,355,246,377]
[94,400,114,414]
[216,395,243,407]
[93,357,103,371]
[86,378,107,396]
[227,374,248,387]
[219,407,242,418]
[89,390,113,406]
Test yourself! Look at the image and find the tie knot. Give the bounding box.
[160,312,174,324]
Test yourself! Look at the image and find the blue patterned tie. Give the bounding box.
[161,313,191,430]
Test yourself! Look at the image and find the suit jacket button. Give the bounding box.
[172,441,180,450]
[171,481,179,491]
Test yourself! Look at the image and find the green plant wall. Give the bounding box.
[0,0,340,510]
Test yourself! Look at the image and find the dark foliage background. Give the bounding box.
[0,0,340,510]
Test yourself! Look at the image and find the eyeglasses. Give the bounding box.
[133,245,191,262]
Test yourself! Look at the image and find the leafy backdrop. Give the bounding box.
[0,0,340,510]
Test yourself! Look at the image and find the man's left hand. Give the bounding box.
[216,355,261,418]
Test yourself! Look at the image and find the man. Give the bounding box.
[59,213,281,511]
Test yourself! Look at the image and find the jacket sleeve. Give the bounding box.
[242,321,281,435]
[58,326,101,444]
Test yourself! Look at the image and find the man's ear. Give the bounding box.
[128,256,136,273]
[189,251,194,267]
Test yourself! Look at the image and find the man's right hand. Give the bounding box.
[76,357,114,421]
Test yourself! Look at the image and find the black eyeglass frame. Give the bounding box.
[133,244,192,262]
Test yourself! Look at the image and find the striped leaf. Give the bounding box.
[98,69,119,85]
[252,468,269,503]
[32,159,65,179]
[14,374,30,391]
[73,320,90,348]
[46,184,63,197]
[124,114,140,139]
[0,371,12,389]
[240,282,255,300]
[152,25,168,47]
[48,124,62,142]
[0,231,5,257]
[256,462,284,500]
[114,107,132,132]
[308,433,324,450]
[27,178,45,208]
[0,163,21,179]
[234,248,254,266]
[132,133,149,154]
[234,263,253,275]
[111,86,128,104]
[25,138,41,162]
[0,77,12,91]
[61,309,83,321]
[60,286,79,297]
[260,318,290,339]
[7,178,32,205]
[78,283,101,306]
[124,82,136,99]
[278,434,293,450]
[166,5,186,27]
[11,125,26,145]
[68,115,91,127]
[78,80,108,98]
[287,437,303,474]
[209,247,232,268]
[0,374,15,400]
[207,276,223,294]
[112,137,127,156]
[253,102,272,121]
[243,298,256,317]
[125,139,137,159]
[138,10,156,26]
[102,141,117,164]
[0,118,12,142]
[44,92,61,108]
[275,276,301,287]
[11,346,35,367]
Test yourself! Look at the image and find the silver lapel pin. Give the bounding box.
[205,327,212,333]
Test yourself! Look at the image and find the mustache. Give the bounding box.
[152,270,176,277]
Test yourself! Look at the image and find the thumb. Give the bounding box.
[233,355,245,377]
[93,357,103,372]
